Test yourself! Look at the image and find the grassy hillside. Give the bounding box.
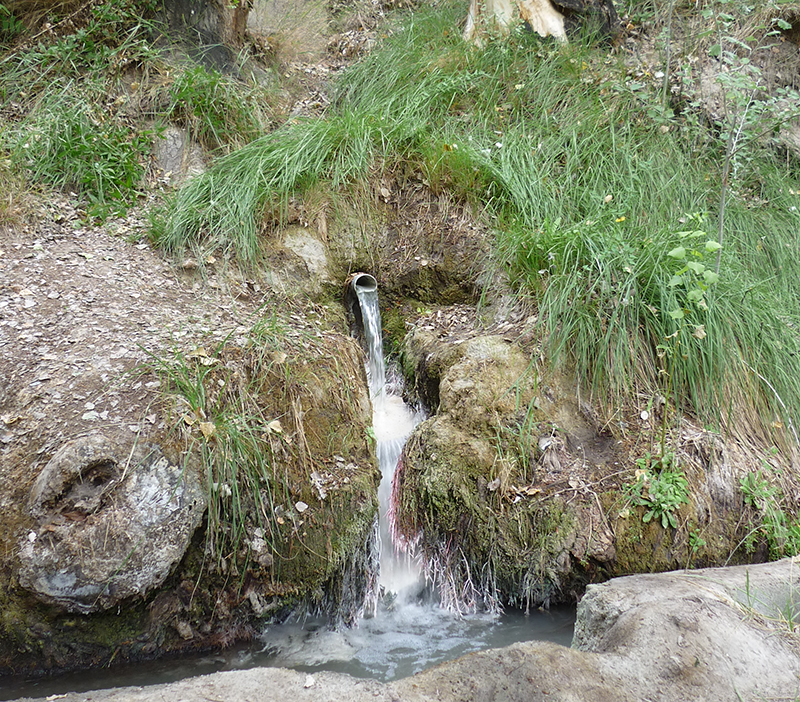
[3,0,800,463]
[156,1,800,447]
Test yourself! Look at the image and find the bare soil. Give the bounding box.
[0,196,267,536]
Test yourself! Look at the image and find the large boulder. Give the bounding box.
[18,434,205,614]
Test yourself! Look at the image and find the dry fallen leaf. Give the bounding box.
[487,477,501,491]
[199,421,216,438]
[267,419,283,434]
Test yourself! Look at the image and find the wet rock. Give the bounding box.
[395,311,787,611]
[396,330,589,609]
[18,434,206,614]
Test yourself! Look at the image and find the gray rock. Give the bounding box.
[18,434,206,614]
[152,126,206,186]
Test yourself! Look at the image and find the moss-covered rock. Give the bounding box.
[393,317,798,611]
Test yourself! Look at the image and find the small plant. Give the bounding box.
[684,527,708,568]
[626,454,689,529]
[0,4,24,45]
[165,65,270,150]
[652,219,721,435]
[739,468,800,559]
[688,528,706,557]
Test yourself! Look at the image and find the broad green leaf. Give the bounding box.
[669,308,685,320]
[667,246,686,260]
[668,275,683,287]
[705,240,722,253]
[703,270,720,285]
[708,43,722,57]
[686,261,705,274]
[687,289,704,303]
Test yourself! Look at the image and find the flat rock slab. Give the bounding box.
[12,558,800,702]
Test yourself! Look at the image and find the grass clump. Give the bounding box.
[144,331,292,574]
[164,64,272,151]
[8,90,152,218]
[152,112,410,262]
[0,0,162,217]
[0,0,278,219]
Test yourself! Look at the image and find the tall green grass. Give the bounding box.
[8,88,152,215]
[158,1,800,440]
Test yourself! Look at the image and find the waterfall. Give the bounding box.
[351,274,423,602]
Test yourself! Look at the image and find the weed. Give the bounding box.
[626,454,689,529]
[8,91,152,218]
[164,64,272,150]
[688,528,707,559]
[739,468,800,558]
[0,4,24,45]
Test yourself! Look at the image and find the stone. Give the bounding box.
[18,434,206,614]
[153,127,206,187]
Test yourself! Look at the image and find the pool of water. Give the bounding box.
[0,604,575,700]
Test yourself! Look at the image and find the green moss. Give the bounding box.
[395,418,580,609]
[382,306,408,353]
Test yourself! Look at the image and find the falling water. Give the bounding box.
[352,274,386,399]
[352,273,424,600]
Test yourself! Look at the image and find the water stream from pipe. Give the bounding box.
[352,275,425,604]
